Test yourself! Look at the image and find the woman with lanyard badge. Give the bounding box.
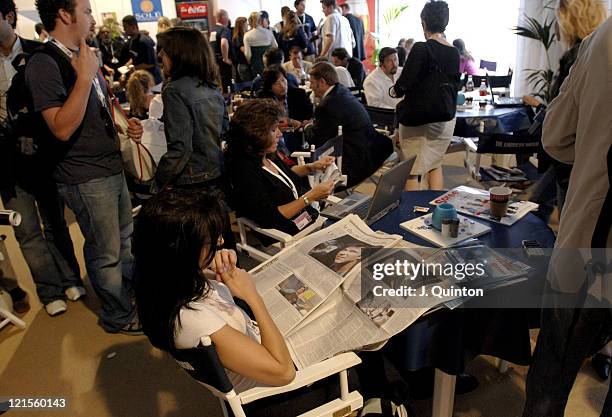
[225,100,334,242]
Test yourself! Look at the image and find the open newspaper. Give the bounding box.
[251,215,532,369]
[430,185,538,226]
[250,215,402,336]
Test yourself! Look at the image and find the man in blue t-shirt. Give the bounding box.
[26,0,145,335]
[121,15,162,84]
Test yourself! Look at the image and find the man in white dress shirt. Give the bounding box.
[318,0,354,59]
[363,47,402,109]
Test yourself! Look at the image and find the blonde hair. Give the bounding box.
[127,70,155,119]
[248,11,261,30]
[157,16,172,33]
[557,0,608,46]
[282,11,300,40]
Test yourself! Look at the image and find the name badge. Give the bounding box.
[293,211,312,231]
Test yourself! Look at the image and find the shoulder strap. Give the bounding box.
[32,42,77,91]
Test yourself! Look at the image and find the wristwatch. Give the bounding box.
[302,194,310,206]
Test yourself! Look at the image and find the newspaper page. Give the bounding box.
[251,215,402,335]
[287,247,445,369]
[430,185,538,226]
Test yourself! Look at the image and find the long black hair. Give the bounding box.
[134,189,227,352]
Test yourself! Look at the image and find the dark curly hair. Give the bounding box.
[35,0,76,32]
[261,66,288,97]
[420,1,450,34]
[0,0,17,29]
[226,99,283,157]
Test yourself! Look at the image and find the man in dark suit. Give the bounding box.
[331,47,366,89]
[340,3,365,61]
[305,62,392,187]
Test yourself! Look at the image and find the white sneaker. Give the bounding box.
[65,286,86,301]
[45,300,67,316]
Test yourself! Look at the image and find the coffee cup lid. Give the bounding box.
[489,186,512,196]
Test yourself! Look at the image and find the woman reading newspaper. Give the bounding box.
[135,190,391,415]
[225,100,335,240]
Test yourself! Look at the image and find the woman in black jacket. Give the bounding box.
[393,1,459,191]
[225,100,333,238]
[260,66,313,152]
[232,17,252,82]
[278,11,309,63]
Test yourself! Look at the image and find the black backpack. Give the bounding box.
[396,42,458,127]
[6,42,75,143]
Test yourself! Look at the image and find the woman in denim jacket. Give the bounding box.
[155,27,229,191]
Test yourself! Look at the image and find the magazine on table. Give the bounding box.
[429,186,538,226]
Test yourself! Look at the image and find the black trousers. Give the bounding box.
[523,307,612,417]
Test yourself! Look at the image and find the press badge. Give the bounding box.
[293,211,312,231]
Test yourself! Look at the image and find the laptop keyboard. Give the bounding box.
[353,200,373,219]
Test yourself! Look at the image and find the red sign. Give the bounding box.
[176,2,208,20]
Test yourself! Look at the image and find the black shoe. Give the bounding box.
[592,353,611,380]
[8,288,30,314]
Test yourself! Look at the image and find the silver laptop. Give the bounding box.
[321,157,415,224]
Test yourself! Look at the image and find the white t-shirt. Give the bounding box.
[0,37,22,123]
[335,66,355,88]
[243,27,278,61]
[320,11,355,59]
[282,60,313,81]
[174,281,262,393]
[363,67,403,109]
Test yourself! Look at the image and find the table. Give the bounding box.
[371,191,555,417]
[454,106,531,137]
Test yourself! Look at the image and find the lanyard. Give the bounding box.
[262,159,299,200]
[50,38,109,111]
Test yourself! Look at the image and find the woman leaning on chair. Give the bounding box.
[135,190,295,394]
[225,99,334,238]
[394,0,460,191]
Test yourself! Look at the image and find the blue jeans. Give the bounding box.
[1,184,81,304]
[57,173,135,331]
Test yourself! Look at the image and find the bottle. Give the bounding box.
[479,80,487,97]
[465,75,474,92]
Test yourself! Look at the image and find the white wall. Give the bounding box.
[15,0,176,39]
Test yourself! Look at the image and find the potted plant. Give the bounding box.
[513,13,557,103]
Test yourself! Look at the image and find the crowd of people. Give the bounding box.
[0,0,610,415]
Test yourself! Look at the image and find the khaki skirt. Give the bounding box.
[398,119,456,175]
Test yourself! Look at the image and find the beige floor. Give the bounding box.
[0,153,609,417]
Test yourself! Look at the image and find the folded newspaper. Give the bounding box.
[250,215,531,369]
[430,186,538,226]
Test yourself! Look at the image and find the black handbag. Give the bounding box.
[396,43,457,127]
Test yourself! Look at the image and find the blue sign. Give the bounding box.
[131,0,163,22]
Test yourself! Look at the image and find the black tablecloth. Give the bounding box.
[454,106,532,137]
[371,191,555,374]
